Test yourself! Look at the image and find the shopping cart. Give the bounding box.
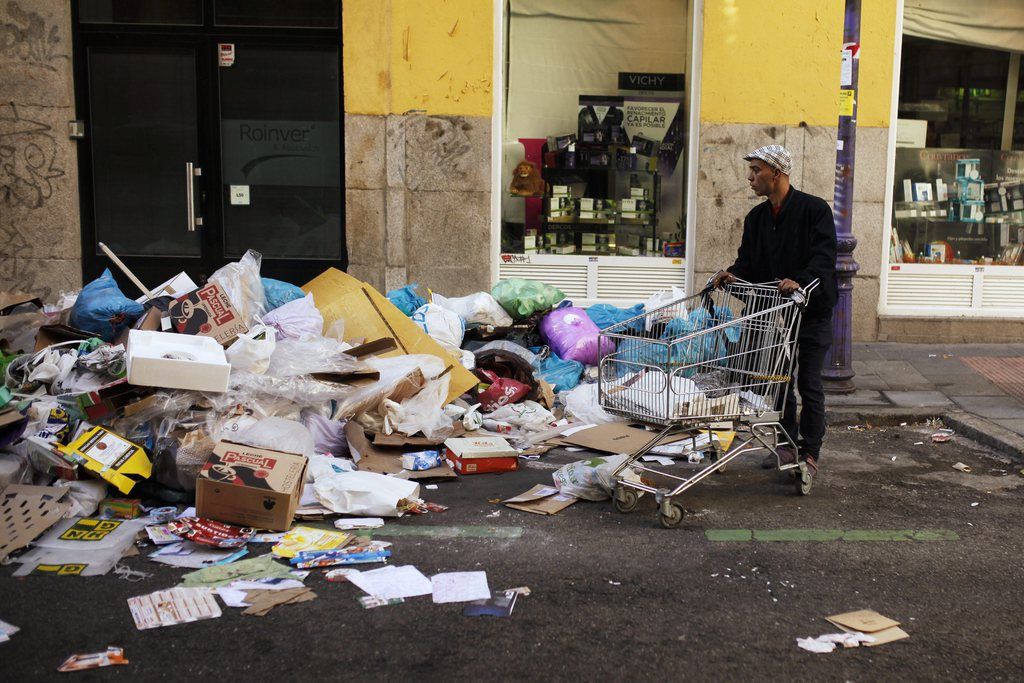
[597,274,819,528]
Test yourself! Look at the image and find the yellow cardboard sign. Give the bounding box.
[303,268,478,404]
[58,427,152,494]
[838,89,855,117]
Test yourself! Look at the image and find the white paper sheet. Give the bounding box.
[641,455,676,466]
[148,542,247,569]
[333,517,385,530]
[127,587,222,630]
[431,571,491,604]
[0,618,19,643]
[347,565,432,600]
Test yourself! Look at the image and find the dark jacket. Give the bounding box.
[726,187,838,320]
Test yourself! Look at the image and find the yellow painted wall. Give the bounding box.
[700,0,897,127]
[343,0,493,117]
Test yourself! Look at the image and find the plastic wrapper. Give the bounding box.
[305,454,355,482]
[474,369,529,413]
[265,337,361,378]
[431,292,512,327]
[69,269,144,342]
[262,277,305,311]
[381,373,453,441]
[208,249,266,326]
[552,454,642,501]
[338,354,446,422]
[410,303,465,356]
[602,371,704,419]
[0,451,31,489]
[230,416,316,458]
[586,303,644,331]
[560,383,625,425]
[482,400,556,434]
[224,325,276,374]
[313,470,420,517]
[262,293,323,341]
[386,284,427,316]
[300,409,349,458]
[491,278,566,320]
[539,306,615,366]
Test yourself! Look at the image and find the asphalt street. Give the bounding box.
[2,423,1022,681]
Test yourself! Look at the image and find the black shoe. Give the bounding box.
[762,445,796,469]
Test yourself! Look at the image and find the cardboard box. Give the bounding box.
[76,378,154,422]
[168,282,247,346]
[444,436,518,475]
[127,329,230,393]
[303,268,477,404]
[58,426,152,494]
[196,441,308,531]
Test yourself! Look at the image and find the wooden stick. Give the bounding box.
[97,242,155,300]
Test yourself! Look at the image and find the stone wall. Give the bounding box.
[344,112,492,296]
[694,122,890,342]
[0,0,80,301]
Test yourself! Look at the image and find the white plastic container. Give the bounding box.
[127,329,230,393]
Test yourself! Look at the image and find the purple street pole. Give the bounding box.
[823,0,861,394]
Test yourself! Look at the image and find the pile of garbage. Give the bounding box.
[1,248,722,653]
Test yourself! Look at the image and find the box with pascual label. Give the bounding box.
[168,282,247,345]
[443,436,518,475]
[196,441,308,530]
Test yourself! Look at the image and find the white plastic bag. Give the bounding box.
[560,383,626,425]
[225,324,277,374]
[552,454,641,501]
[262,293,323,341]
[53,479,107,518]
[410,303,465,357]
[209,249,266,325]
[306,453,356,482]
[231,416,316,458]
[431,292,512,327]
[314,470,420,517]
[644,285,687,331]
[382,374,454,441]
[483,400,556,433]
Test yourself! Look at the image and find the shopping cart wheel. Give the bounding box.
[658,500,685,529]
[614,487,640,514]
[795,462,813,496]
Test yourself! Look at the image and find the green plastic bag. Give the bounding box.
[491,279,566,321]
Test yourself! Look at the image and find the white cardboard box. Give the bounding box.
[127,329,230,393]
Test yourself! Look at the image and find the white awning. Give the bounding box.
[904,0,1024,53]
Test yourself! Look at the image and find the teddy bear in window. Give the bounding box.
[509,160,548,197]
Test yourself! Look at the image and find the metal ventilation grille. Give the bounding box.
[596,264,686,300]
[497,263,589,298]
[980,275,1024,309]
[885,272,973,308]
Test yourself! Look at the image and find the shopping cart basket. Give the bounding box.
[597,274,819,528]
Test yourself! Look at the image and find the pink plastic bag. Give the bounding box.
[539,306,615,366]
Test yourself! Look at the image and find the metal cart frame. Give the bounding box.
[597,275,819,528]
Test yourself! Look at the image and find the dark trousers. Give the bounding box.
[781,314,833,460]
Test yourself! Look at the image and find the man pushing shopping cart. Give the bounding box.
[596,144,836,528]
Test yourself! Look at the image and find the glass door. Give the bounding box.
[74,2,344,292]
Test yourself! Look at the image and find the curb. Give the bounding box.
[826,406,1024,462]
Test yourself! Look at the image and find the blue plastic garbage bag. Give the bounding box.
[661,305,741,375]
[535,352,584,392]
[69,269,144,342]
[262,277,305,311]
[386,284,427,316]
[585,303,644,331]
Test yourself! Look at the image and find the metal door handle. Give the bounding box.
[186,162,203,231]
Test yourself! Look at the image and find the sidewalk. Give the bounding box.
[825,342,1024,459]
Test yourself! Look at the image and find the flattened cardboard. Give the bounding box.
[168,282,247,346]
[58,426,152,494]
[34,324,93,352]
[196,441,308,531]
[115,306,164,348]
[503,484,577,515]
[344,422,457,480]
[303,268,476,404]
[556,423,692,454]
[857,626,910,647]
[345,337,398,358]
[0,292,42,315]
[0,485,71,560]
[372,422,464,447]
[826,609,901,633]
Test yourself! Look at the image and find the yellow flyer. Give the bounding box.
[271,526,352,559]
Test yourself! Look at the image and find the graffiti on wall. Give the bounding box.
[0,1,63,70]
[0,103,64,209]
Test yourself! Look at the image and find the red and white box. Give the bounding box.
[443,436,518,475]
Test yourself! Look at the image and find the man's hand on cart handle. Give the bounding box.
[777,278,801,295]
[710,270,737,289]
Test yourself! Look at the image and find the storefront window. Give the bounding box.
[891,36,1024,267]
[501,1,691,261]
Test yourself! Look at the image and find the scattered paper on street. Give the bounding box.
[57,646,128,672]
[431,571,491,604]
[348,565,432,600]
[127,587,222,630]
[333,517,385,530]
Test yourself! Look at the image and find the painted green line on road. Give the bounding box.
[705,529,959,542]
[370,526,523,539]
